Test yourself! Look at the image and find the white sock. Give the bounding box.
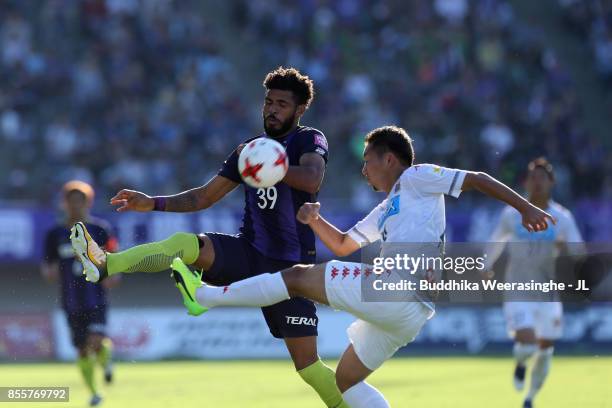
[513,342,537,366]
[342,382,390,408]
[196,273,289,308]
[526,347,554,400]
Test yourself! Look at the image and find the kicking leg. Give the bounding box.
[185,263,329,309]
[71,220,201,282]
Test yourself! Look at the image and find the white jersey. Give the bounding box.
[348,164,467,308]
[326,164,467,363]
[347,163,467,248]
[487,201,584,286]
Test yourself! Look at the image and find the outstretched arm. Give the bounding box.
[461,172,556,232]
[110,175,239,213]
[297,202,360,257]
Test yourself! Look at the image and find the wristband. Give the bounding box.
[153,197,167,211]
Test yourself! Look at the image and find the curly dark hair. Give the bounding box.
[364,126,414,166]
[263,66,315,108]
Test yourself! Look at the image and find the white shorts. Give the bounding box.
[324,261,433,370]
[503,301,563,340]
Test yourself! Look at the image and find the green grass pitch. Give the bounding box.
[2,357,610,407]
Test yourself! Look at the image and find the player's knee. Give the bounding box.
[539,339,554,349]
[291,351,318,371]
[193,234,215,271]
[514,329,536,344]
[87,334,103,352]
[335,372,358,393]
[282,264,313,296]
[77,346,88,358]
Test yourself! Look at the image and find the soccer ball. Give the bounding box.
[238,138,288,188]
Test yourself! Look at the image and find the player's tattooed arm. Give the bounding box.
[282,153,325,194]
[110,175,238,213]
[461,172,556,232]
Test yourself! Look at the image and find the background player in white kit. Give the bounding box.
[485,158,584,408]
[171,126,555,408]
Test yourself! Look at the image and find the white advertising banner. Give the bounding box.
[53,306,612,360]
[53,307,355,361]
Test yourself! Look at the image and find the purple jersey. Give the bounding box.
[44,217,115,312]
[218,126,328,263]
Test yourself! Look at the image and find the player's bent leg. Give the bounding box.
[336,345,389,408]
[281,263,329,305]
[192,234,215,271]
[336,344,373,392]
[187,262,331,310]
[285,336,319,370]
[106,232,199,277]
[71,221,201,282]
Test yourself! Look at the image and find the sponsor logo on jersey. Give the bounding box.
[314,134,328,150]
[285,316,317,326]
[378,195,400,229]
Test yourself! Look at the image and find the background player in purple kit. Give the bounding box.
[42,181,119,407]
[70,67,349,407]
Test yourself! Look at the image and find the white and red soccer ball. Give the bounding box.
[238,138,289,188]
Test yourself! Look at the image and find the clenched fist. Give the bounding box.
[296,202,321,225]
[520,204,556,232]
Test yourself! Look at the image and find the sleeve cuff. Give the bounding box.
[448,170,467,198]
[348,227,371,246]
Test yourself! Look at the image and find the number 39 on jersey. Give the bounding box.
[256,187,278,209]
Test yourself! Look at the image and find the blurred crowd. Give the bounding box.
[1,0,610,211]
[560,0,612,86]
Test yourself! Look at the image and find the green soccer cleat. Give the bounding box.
[170,257,208,316]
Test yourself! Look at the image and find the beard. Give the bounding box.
[263,113,296,138]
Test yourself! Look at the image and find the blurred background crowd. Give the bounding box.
[1,0,610,213]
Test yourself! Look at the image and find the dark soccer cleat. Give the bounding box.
[104,365,113,384]
[523,399,533,408]
[90,394,102,406]
[514,364,526,391]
